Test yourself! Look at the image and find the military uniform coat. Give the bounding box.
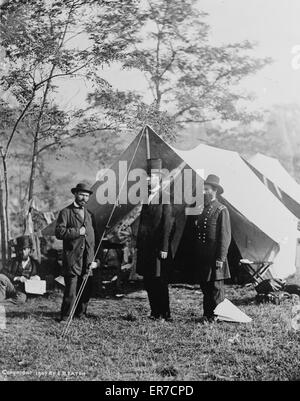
[194,199,231,282]
[136,201,174,277]
[55,203,96,276]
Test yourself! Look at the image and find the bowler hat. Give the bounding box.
[147,158,163,176]
[16,235,33,250]
[71,182,93,195]
[204,174,224,194]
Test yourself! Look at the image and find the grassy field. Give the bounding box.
[0,284,300,381]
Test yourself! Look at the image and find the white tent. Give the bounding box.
[173,144,298,279]
[43,127,298,279]
[249,153,300,204]
[247,153,300,219]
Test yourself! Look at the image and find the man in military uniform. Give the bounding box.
[136,159,175,321]
[0,235,40,303]
[55,182,98,321]
[193,174,231,322]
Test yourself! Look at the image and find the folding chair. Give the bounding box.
[239,259,273,285]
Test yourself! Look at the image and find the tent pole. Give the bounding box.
[145,125,151,160]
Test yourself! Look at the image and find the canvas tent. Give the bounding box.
[246,153,300,219]
[42,126,298,280]
[173,144,298,279]
[86,126,202,259]
[42,126,202,268]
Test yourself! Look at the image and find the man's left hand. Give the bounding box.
[216,260,223,269]
[89,261,98,270]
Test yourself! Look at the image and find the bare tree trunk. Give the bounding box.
[0,173,7,268]
[28,138,39,202]
[3,93,36,238]
[27,2,76,201]
[28,67,55,201]
[1,155,10,241]
[0,149,9,262]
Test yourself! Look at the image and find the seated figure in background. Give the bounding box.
[0,235,40,304]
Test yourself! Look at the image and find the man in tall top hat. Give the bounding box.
[0,235,40,303]
[193,174,231,322]
[136,158,175,321]
[55,182,98,321]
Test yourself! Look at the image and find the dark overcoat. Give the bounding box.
[136,201,174,277]
[3,257,39,281]
[193,199,231,282]
[55,203,96,276]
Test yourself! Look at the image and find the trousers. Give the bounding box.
[144,276,170,318]
[199,279,225,318]
[61,274,93,319]
[143,256,171,319]
[0,274,27,303]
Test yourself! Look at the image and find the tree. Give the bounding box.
[122,0,271,130]
[200,103,300,184]
[0,0,141,253]
[259,104,300,180]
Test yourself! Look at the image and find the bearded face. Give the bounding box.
[148,173,161,193]
[204,184,217,206]
[18,247,31,261]
[74,191,90,208]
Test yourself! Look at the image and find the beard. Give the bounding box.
[76,198,86,207]
[148,182,160,194]
[19,252,29,261]
[204,193,214,206]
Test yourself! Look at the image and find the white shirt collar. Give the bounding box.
[21,258,30,269]
[148,189,160,204]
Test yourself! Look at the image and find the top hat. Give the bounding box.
[204,174,224,194]
[147,158,163,176]
[16,235,33,250]
[71,182,93,195]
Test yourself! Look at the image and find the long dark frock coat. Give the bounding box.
[136,201,174,277]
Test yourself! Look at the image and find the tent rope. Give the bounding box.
[61,126,147,338]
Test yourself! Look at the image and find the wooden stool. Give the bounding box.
[239,259,273,285]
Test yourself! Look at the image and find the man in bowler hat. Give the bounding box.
[136,158,175,321]
[0,235,40,303]
[55,182,98,321]
[193,174,231,322]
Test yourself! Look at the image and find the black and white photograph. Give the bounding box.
[1,0,300,386]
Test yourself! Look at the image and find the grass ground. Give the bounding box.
[0,284,300,381]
